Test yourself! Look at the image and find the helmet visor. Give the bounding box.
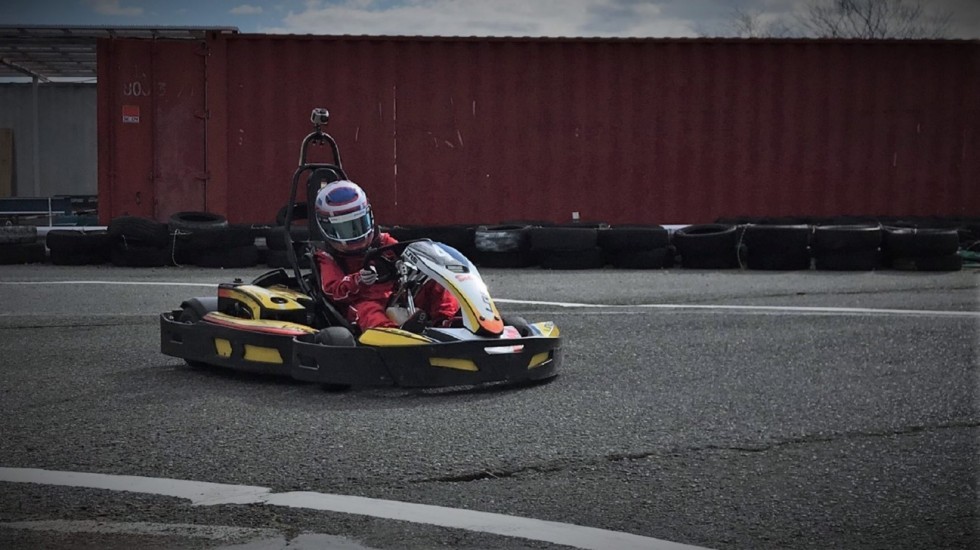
[317,208,374,242]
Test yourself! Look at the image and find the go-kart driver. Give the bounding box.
[312,180,459,333]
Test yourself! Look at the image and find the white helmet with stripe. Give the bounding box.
[313,180,375,253]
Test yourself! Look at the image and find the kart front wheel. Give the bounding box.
[502,315,532,337]
[315,327,356,392]
[178,305,211,369]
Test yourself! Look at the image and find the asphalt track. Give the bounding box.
[0,264,977,550]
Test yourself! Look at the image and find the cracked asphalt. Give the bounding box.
[0,264,977,550]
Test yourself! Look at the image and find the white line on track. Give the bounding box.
[0,280,216,287]
[495,299,980,317]
[0,280,975,317]
[0,467,706,550]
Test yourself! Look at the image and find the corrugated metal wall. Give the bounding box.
[97,39,208,220]
[99,36,980,225]
[0,82,97,197]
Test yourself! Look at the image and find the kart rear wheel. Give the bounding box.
[315,327,356,392]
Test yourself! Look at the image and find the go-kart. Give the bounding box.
[160,108,561,389]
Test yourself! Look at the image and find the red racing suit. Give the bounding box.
[314,232,460,332]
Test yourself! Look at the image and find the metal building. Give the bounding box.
[9,28,980,225]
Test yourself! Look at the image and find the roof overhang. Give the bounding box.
[0,25,238,81]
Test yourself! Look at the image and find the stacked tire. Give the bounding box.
[471,225,534,268]
[811,224,882,271]
[598,225,673,269]
[266,201,311,268]
[107,216,171,267]
[169,212,259,268]
[673,224,739,268]
[741,224,812,270]
[882,227,961,271]
[0,225,45,265]
[46,229,111,265]
[529,226,603,269]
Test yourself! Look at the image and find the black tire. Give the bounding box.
[883,227,960,258]
[314,327,356,392]
[0,242,46,264]
[609,247,673,269]
[538,247,604,269]
[276,202,308,226]
[813,250,881,271]
[501,315,532,337]
[266,248,311,268]
[168,211,228,232]
[412,225,475,255]
[193,245,260,268]
[110,242,170,267]
[474,225,530,253]
[811,224,882,252]
[179,297,219,321]
[597,225,669,252]
[529,227,598,252]
[472,249,536,268]
[888,254,962,272]
[742,225,812,270]
[49,248,110,265]
[172,224,256,253]
[0,225,38,244]
[314,326,356,346]
[384,225,427,242]
[266,226,311,251]
[108,216,169,247]
[178,304,212,369]
[46,229,111,253]
[673,224,739,269]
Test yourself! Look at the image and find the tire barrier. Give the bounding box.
[741,224,812,270]
[107,216,171,267]
[673,224,740,269]
[597,225,669,252]
[110,240,170,267]
[266,248,311,269]
[811,224,883,271]
[883,227,962,272]
[168,212,242,267]
[171,220,258,268]
[107,216,169,248]
[529,226,602,269]
[889,254,962,272]
[0,225,45,265]
[598,225,672,270]
[46,229,111,265]
[0,241,46,264]
[608,247,675,269]
[168,211,229,232]
[9,216,974,272]
[265,225,311,252]
[275,202,308,226]
[538,247,605,270]
[193,244,261,269]
[0,225,38,244]
[472,225,534,268]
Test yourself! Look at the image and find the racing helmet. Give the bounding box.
[313,180,375,253]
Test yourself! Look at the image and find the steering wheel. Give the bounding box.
[361,241,413,284]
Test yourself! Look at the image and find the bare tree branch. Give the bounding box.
[721,0,954,39]
[726,6,793,38]
[799,0,952,39]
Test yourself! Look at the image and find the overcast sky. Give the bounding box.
[1,0,978,38]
